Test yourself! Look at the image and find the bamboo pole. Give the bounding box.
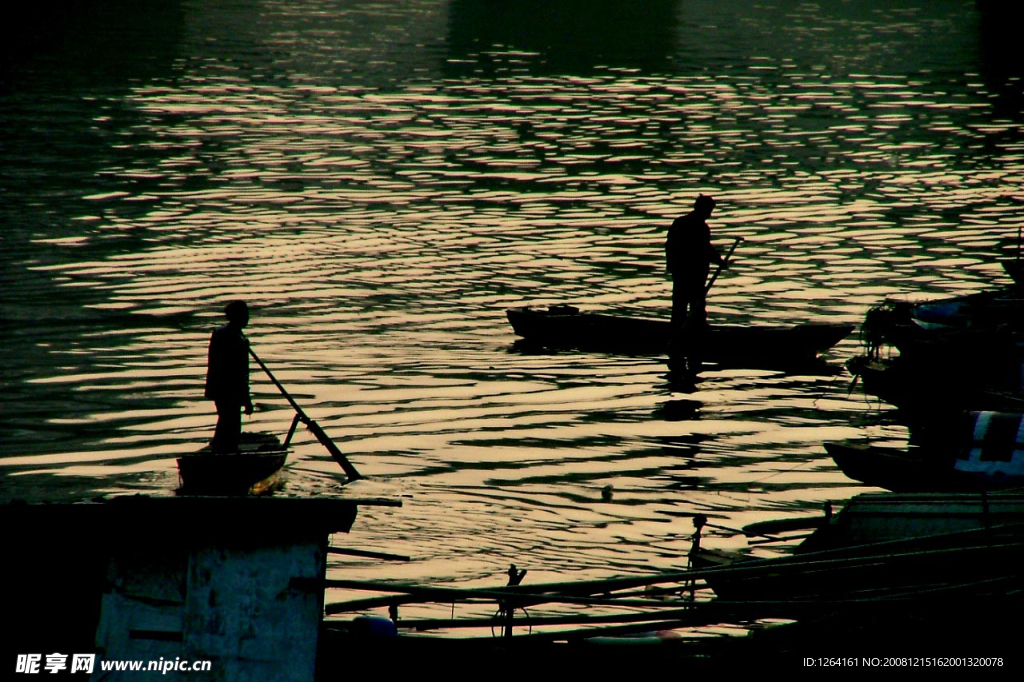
[353,607,716,633]
[322,580,709,616]
[325,567,1020,625]
[327,592,1017,644]
[371,593,1007,634]
[321,537,1024,615]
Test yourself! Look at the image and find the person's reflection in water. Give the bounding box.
[204,300,253,452]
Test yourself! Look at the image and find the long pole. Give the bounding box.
[248,344,362,481]
[705,236,743,293]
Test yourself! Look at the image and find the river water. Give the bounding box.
[2,0,1022,633]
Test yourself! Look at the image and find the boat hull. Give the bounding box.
[826,442,1024,493]
[177,452,287,496]
[848,355,1024,411]
[863,286,1024,354]
[506,306,852,362]
[177,432,288,496]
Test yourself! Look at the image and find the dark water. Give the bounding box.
[2,0,1022,630]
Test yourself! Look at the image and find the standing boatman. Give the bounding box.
[666,194,726,346]
[204,300,254,452]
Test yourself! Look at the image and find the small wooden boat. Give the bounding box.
[847,355,1024,411]
[828,442,952,492]
[828,410,1024,492]
[177,432,288,496]
[862,286,1024,356]
[506,305,853,362]
[827,441,1024,493]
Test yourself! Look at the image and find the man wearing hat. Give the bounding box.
[666,195,726,339]
[204,300,254,452]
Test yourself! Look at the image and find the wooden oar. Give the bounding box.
[704,236,743,293]
[247,344,362,481]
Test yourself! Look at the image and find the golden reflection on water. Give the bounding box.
[1,0,1023,632]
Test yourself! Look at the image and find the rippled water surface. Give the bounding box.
[2,0,1023,627]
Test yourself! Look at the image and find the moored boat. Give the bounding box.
[828,442,956,492]
[827,440,1024,493]
[506,305,853,362]
[317,491,1024,665]
[828,409,1024,492]
[847,354,1024,411]
[692,491,1024,603]
[850,286,1024,410]
[862,286,1024,355]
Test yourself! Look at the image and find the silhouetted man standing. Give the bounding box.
[666,195,725,335]
[205,300,253,452]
